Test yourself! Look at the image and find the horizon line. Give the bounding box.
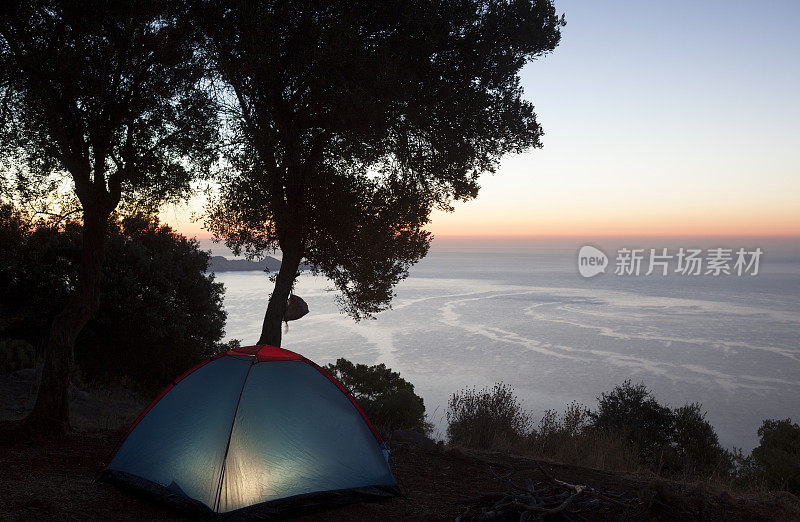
[186,231,800,241]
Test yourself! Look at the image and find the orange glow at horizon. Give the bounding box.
[426,205,800,238]
[162,202,800,242]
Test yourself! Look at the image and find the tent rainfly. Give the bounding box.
[100,345,400,518]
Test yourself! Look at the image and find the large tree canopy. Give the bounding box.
[0,0,217,212]
[0,0,218,433]
[200,0,565,346]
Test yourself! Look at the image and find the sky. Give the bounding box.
[162,0,800,241]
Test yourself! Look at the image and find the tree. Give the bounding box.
[324,358,428,435]
[588,382,733,476]
[0,203,77,341]
[0,210,228,392]
[752,418,800,494]
[79,215,227,392]
[199,0,565,346]
[0,0,218,434]
[589,380,675,469]
[0,203,33,339]
[671,403,731,477]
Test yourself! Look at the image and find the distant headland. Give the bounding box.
[207,255,311,272]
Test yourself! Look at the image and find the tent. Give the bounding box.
[100,344,400,518]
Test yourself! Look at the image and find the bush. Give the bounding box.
[0,211,228,393]
[534,401,590,447]
[440,379,788,489]
[527,401,638,471]
[751,418,800,494]
[446,382,531,450]
[589,380,674,469]
[0,339,37,373]
[587,382,733,477]
[670,403,732,477]
[74,215,227,392]
[324,358,429,435]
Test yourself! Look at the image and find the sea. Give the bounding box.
[209,240,800,451]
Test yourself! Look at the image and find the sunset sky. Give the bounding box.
[162,0,800,240]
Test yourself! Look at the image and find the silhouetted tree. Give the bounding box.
[199,0,565,346]
[752,418,800,493]
[81,215,227,391]
[0,203,77,340]
[0,1,218,434]
[589,382,733,476]
[589,380,675,468]
[671,403,731,477]
[324,358,429,435]
[0,204,32,336]
[0,209,228,392]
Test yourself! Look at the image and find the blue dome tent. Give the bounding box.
[100,344,400,518]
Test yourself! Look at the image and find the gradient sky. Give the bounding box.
[163,0,800,239]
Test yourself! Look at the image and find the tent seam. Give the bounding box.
[212,355,257,514]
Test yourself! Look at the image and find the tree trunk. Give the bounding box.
[23,207,107,436]
[257,248,302,347]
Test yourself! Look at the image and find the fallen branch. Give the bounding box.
[457,463,650,521]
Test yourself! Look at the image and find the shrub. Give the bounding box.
[74,215,227,392]
[535,401,590,446]
[446,382,531,450]
[324,358,429,435]
[0,212,227,393]
[751,418,800,494]
[439,379,796,490]
[527,401,638,471]
[725,447,766,491]
[587,382,733,477]
[589,380,674,469]
[670,403,733,477]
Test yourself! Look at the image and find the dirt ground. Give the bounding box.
[1,430,799,521]
[2,369,799,520]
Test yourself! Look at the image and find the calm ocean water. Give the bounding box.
[213,245,800,450]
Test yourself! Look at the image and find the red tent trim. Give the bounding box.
[126,353,223,434]
[227,344,305,362]
[305,360,384,444]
